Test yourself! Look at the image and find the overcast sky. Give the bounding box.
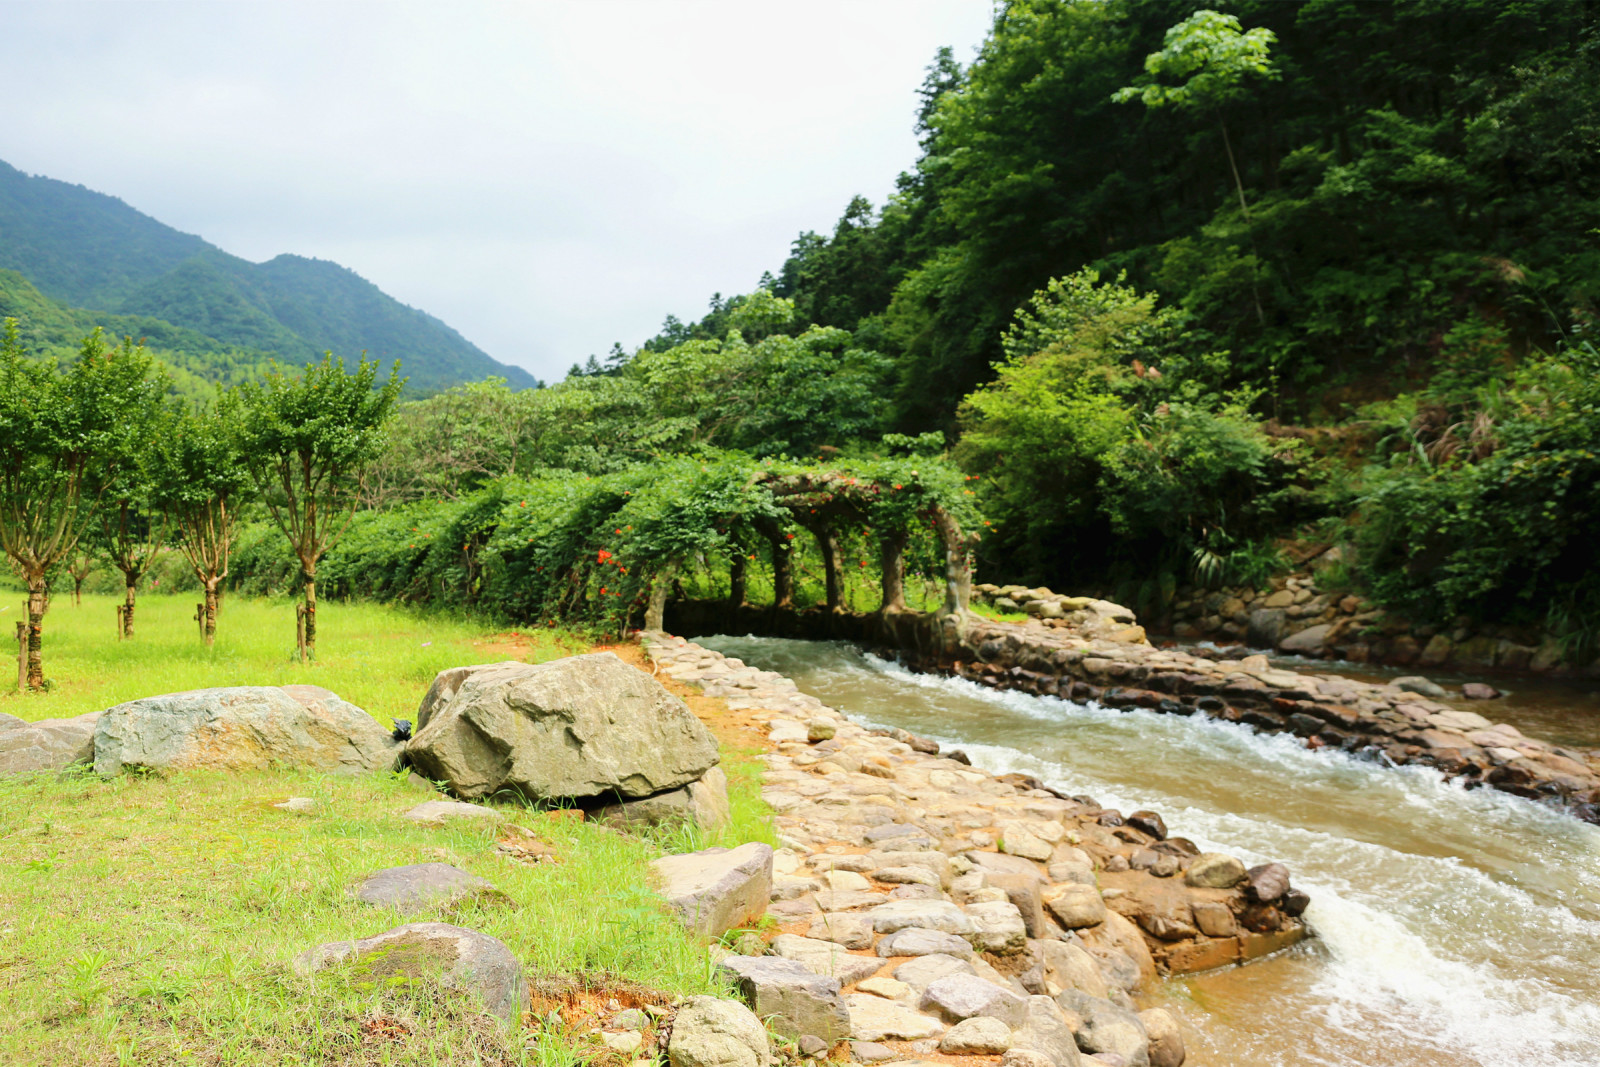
[4,1,995,381]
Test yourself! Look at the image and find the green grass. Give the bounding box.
[3,593,584,726]
[0,593,778,1064]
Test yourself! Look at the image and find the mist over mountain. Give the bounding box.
[0,158,537,392]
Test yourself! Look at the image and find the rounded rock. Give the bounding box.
[1183,853,1247,889]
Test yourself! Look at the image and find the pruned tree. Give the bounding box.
[0,321,164,688]
[152,399,250,644]
[65,546,96,606]
[236,354,402,658]
[98,399,172,637]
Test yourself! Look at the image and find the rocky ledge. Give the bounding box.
[644,633,1312,1067]
[912,611,1600,825]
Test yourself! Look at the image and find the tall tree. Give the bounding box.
[97,398,172,637]
[236,354,401,658]
[151,400,250,644]
[0,321,163,688]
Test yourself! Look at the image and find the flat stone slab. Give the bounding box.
[868,900,976,937]
[652,843,773,938]
[352,863,508,911]
[402,800,505,826]
[771,934,883,984]
[719,955,851,1042]
[922,973,1027,1027]
[875,928,974,959]
[293,921,523,1028]
[844,993,945,1041]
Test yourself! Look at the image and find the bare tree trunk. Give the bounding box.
[816,527,844,614]
[123,579,137,638]
[879,531,908,612]
[728,554,747,609]
[73,577,84,606]
[203,578,219,646]
[25,575,46,691]
[770,535,793,610]
[302,566,317,659]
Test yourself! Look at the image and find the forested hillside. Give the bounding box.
[0,158,537,392]
[366,0,1597,658]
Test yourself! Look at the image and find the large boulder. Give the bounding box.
[594,766,730,831]
[0,711,99,776]
[1057,991,1149,1066]
[94,686,397,776]
[652,843,773,938]
[293,922,523,1029]
[405,653,718,802]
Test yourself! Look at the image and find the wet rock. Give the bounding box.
[407,653,718,802]
[95,686,397,776]
[1183,853,1246,889]
[1137,1008,1185,1067]
[876,927,974,959]
[1281,887,1311,917]
[922,973,1028,1027]
[719,955,851,1043]
[1044,884,1107,929]
[1394,676,1447,698]
[351,863,508,911]
[1125,811,1166,840]
[940,1016,1014,1054]
[1278,625,1332,654]
[1244,862,1290,903]
[1461,682,1502,700]
[669,995,773,1067]
[294,922,523,1029]
[652,843,774,938]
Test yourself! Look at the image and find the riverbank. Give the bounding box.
[643,630,1311,1066]
[665,600,1600,825]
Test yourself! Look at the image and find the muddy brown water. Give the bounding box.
[698,634,1600,1067]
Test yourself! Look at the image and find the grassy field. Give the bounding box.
[0,594,778,1065]
[2,592,585,726]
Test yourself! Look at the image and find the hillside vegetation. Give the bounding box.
[0,158,537,393]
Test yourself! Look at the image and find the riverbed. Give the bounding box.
[698,634,1600,1067]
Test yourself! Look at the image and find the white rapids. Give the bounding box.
[698,635,1600,1067]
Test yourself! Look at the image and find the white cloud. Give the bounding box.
[3,0,994,380]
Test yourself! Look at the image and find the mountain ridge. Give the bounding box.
[0,158,537,392]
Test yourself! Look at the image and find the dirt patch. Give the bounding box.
[596,640,774,753]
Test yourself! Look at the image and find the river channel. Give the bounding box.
[697,634,1600,1067]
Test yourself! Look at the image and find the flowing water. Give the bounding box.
[697,634,1600,1067]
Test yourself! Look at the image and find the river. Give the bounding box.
[697,634,1600,1067]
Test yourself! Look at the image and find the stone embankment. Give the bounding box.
[665,597,1600,825]
[645,632,1313,1067]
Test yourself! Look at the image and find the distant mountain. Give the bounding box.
[0,158,537,392]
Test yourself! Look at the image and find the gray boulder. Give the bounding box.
[964,900,1029,954]
[940,1016,1014,1054]
[719,955,851,1043]
[0,711,98,776]
[351,863,509,911]
[1245,608,1288,650]
[922,973,1028,1027]
[94,686,397,777]
[868,900,977,937]
[1278,624,1332,655]
[652,843,773,938]
[843,992,945,1041]
[1010,994,1083,1067]
[594,766,730,831]
[1394,675,1448,698]
[1058,991,1149,1067]
[876,927,975,959]
[293,922,523,1028]
[406,653,719,802]
[893,953,977,991]
[1137,1008,1185,1067]
[669,995,773,1067]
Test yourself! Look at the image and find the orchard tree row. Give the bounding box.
[0,319,400,689]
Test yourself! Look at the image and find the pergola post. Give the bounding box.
[728,553,748,608]
[931,507,973,617]
[644,560,676,631]
[879,530,908,613]
[816,525,845,614]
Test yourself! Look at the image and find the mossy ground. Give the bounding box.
[0,595,775,1065]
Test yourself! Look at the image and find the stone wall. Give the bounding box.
[664,600,1600,825]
